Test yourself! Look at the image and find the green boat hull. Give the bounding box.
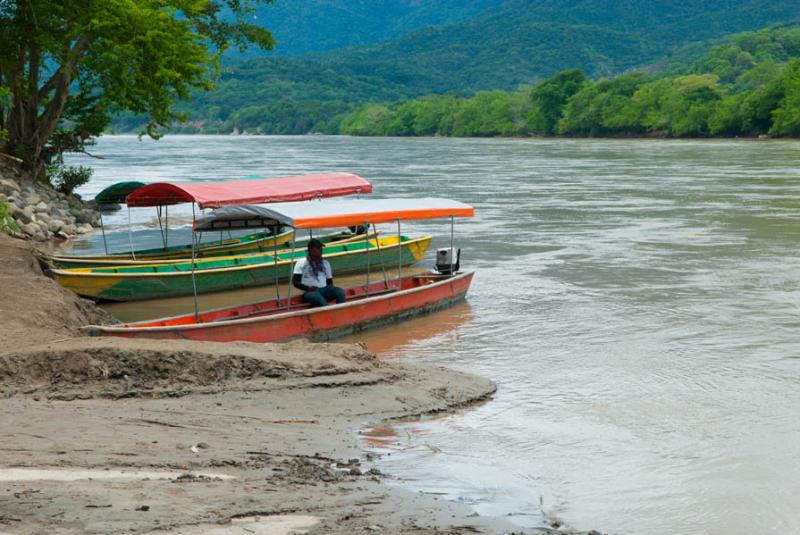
[54,236,432,302]
[52,230,353,269]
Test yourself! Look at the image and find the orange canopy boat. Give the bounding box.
[84,197,475,343]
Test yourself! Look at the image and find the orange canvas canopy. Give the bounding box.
[125,173,372,209]
[194,198,474,231]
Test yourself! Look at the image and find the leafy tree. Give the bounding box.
[0,0,274,177]
[452,91,525,137]
[558,73,647,136]
[528,69,588,134]
[630,74,723,136]
[768,59,800,136]
[339,104,393,135]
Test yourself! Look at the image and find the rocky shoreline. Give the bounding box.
[0,157,99,242]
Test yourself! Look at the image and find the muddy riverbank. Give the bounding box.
[0,233,541,534]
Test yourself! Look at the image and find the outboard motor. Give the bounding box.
[435,247,461,275]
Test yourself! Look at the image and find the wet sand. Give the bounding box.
[0,234,535,534]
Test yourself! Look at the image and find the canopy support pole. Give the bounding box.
[285,231,296,308]
[450,215,455,276]
[165,205,169,249]
[190,202,199,322]
[365,220,371,296]
[127,206,136,261]
[372,224,389,289]
[156,206,166,249]
[397,219,402,287]
[273,224,281,306]
[99,210,108,255]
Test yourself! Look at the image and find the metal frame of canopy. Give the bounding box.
[91,181,146,256]
[117,173,373,317]
[89,173,373,260]
[190,198,475,320]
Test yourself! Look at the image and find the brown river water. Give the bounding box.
[67,135,800,534]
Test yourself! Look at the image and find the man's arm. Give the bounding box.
[293,274,313,292]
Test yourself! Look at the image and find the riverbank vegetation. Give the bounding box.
[337,26,800,138]
[0,0,273,177]
[157,0,800,138]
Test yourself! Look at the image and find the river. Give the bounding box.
[66,135,800,535]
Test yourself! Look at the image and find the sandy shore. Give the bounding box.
[0,234,536,534]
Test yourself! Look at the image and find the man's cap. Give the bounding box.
[307,238,325,249]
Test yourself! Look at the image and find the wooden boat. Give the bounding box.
[83,272,474,343]
[52,229,294,268]
[52,235,432,302]
[50,229,360,269]
[82,196,476,343]
[63,172,373,264]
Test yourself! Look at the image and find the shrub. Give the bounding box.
[0,201,20,233]
[50,165,94,195]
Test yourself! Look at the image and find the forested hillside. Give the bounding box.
[337,25,800,138]
[116,0,800,135]
[235,0,505,57]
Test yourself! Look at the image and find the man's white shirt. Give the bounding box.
[293,257,332,288]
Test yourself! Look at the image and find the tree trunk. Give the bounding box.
[3,37,88,179]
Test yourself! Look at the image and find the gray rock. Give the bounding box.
[25,193,41,205]
[77,223,94,234]
[61,224,77,235]
[16,206,35,224]
[32,231,48,242]
[20,222,38,236]
[48,220,63,233]
[74,211,93,225]
[34,201,49,212]
[0,179,20,194]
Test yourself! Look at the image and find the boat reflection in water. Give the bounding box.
[339,300,474,358]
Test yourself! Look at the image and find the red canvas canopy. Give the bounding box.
[125,173,372,209]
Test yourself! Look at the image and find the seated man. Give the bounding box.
[292,238,346,307]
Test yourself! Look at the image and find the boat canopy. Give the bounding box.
[194,198,474,231]
[93,181,146,205]
[125,173,372,209]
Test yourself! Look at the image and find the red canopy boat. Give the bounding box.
[85,198,475,343]
[125,172,372,208]
[84,272,474,343]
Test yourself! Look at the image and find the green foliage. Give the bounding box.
[558,74,648,136]
[48,165,94,196]
[0,201,20,234]
[528,69,588,134]
[768,59,800,135]
[228,0,505,58]
[334,23,800,140]
[0,0,275,172]
[688,26,800,85]
[0,85,8,142]
[339,105,394,136]
[159,0,800,134]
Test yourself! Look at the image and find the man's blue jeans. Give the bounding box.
[303,285,346,307]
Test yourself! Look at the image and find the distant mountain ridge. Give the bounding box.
[126,0,800,134]
[232,0,507,57]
